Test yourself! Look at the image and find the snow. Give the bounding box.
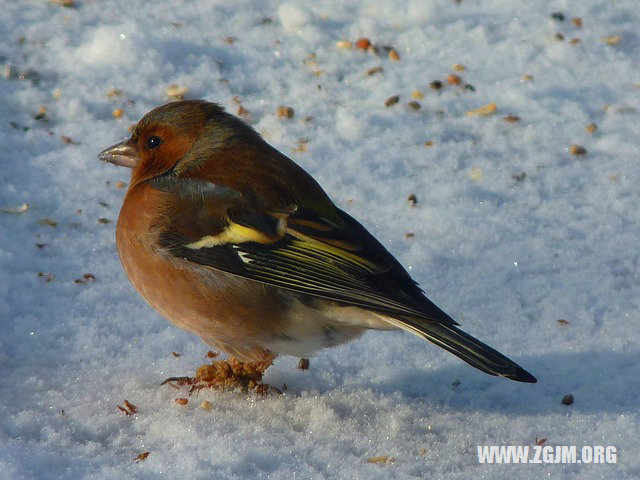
[1,0,638,478]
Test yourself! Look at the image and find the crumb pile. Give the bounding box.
[194,357,273,395]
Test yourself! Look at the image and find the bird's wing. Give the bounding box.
[154,176,457,324]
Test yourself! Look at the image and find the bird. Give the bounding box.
[99,99,536,384]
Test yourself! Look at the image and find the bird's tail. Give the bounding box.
[393,317,536,383]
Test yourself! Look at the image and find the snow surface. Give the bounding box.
[1,1,639,478]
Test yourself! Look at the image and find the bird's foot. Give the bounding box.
[160,376,197,387]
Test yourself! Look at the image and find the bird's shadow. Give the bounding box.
[270,348,639,416]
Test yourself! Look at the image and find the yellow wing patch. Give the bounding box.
[286,230,379,272]
[185,213,379,273]
[186,220,283,249]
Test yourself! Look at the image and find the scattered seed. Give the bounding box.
[50,0,74,6]
[418,448,428,456]
[52,89,62,100]
[107,87,123,98]
[166,84,188,99]
[384,95,400,107]
[388,48,400,61]
[117,400,137,415]
[276,105,295,118]
[35,243,49,249]
[569,144,587,156]
[39,218,58,227]
[470,166,483,181]
[367,456,395,464]
[557,319,570,325]
[336,40,353,49]
[602,35,622,46]
[293,138,309,153]
[522,74,534,82]
[447,74,462,85]
[124,400,137,413]
[569,38,581,45]
[466,102,497,116]
[561,394,574,406]
[424,140,433,147]
[112,108,124,118]
[114,181,127,189]
[200,400,213,411]
[411,90,424,99]
[405,232,415,239]
[586,122,597,133]
[298,358,310,370]
[503,114,520,123]
[175,398,189,406]
[453,63,465,71]
[206,351,219,358]
[407,101,421,110]
[572,17,583,28]
[511,172,527,182]
[75,273,96,284]
[367,45,379,55]
[38,272,55,282]
[303,53,317,67]
[551,12,565,22]
[554,33,565,41]
[223,36,237,44]
[536,437,548,446]
[1,203,29,214]
[61,135,80,145]
[237,105,251,119]
[34,106,47,120]
[355,38,371,50]
[407,193,417,206]
[98,218,112,224]
[365,66,384,76]
[429,80,443,90]
[135,452,150,461]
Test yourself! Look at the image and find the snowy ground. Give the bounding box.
[1,0,639,478]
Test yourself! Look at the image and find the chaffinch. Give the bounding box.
[99,100,536,383]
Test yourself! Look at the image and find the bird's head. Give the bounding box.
[99,100,253,188]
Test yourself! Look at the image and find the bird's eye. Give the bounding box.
[146,136,162,150]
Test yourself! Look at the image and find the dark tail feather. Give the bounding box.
[399,318,536,383]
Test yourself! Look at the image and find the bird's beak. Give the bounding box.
[98,140,139,169]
